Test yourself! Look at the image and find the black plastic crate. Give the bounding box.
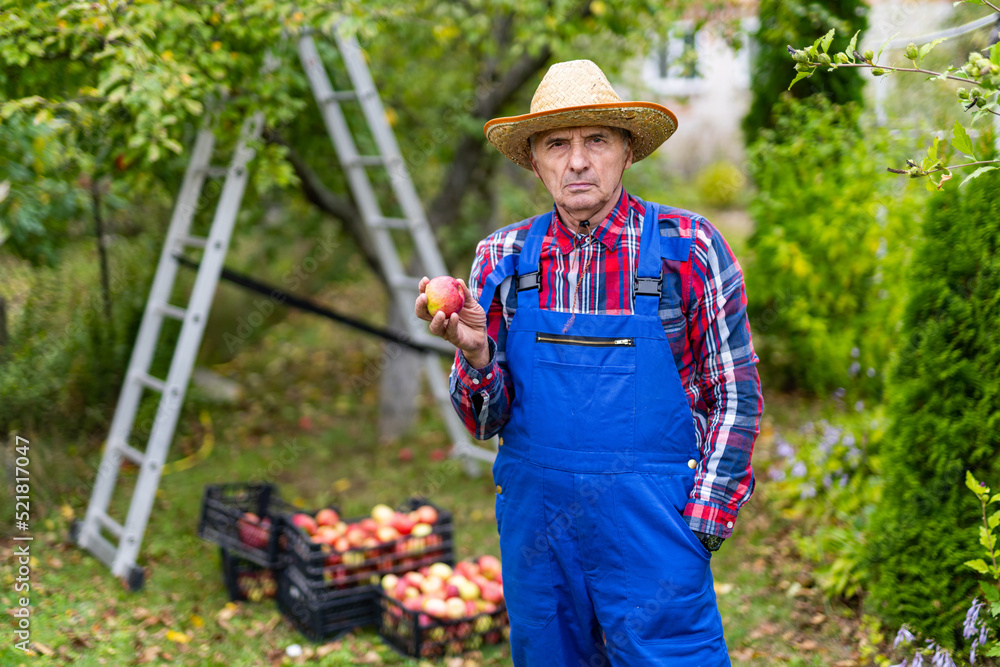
[219,547,277,602]
[276,562,378,641]
[281,497,454,594]
[377,590,509,659]
[197,483,293,567]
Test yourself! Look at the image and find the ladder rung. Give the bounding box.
[118,443,146,466]
[320,90,358,103]
[178,235,208,248]
[201,166,229,178]
[94,511,124,539]
[156,304,187,321]
[370,217,410,230]
[348,155,385,167]
[389,275,422,291]
[136,373,166,393]
[86,531,118,568]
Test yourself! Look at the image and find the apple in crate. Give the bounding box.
[290,513,318,536]
[237,512,271,549]
[315,508,340,527]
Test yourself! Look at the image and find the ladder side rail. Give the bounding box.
[79,129,216,556]
[111,114,264,576]
[297,36,414,293]
[334,30,447,280]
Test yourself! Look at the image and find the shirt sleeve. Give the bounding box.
[682,218,764,539]
[448,238,515,440]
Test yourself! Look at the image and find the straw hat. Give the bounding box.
[484,59,678,170]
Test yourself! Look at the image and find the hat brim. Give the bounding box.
[484,102,678,170]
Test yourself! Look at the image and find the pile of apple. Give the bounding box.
[236,569,277,602]
[285,503,446,583]
[380,557,507,655]
[236,512,273,551]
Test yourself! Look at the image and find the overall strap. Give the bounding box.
[475,212,553,313]
[512,211,553,312]
[634,199,662,317]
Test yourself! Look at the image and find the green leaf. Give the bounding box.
[990,493,1000,504]
[847,31,860,62]
[987,643,1000,658]
[991,41,1000,66]
[966,558,990,574]
[989,510,1000,531]
[918,37,947,64]
[968,470,988,497]
[877,33,899,62]
[982,525,996,550]
[984,584,1000,603]
[788,69,814,90]
[953,121,975,157]
[960,165,998,187]
[817,29,835,55]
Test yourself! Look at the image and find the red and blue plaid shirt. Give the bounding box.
[450,190,763,539]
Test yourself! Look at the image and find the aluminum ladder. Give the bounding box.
[74,113,264,589]
[296,30,496,472]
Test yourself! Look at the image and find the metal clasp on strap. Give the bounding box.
[517,271,541,291]
[634,275,662,297]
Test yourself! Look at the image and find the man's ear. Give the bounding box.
[624,143,634,171]
[529,153,542,180]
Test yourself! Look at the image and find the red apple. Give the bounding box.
[424,276,465,317]
[423,597,448,618]
[359,518,378,534]
[333,537,350,553]
[315,508,340,527]
[414,505,439,525]
[445,597,466,620]
[371,503,396,525]
[290,513,318,536]
[478,555,501,580]
[391,513,417,536]
[375,525,400,543]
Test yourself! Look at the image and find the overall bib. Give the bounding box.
[479,201,729,666]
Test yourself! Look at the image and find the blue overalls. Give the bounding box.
[478,200,729,666]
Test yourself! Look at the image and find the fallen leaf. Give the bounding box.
[316,641,342,658]
[33,641,55,656]
[798,639,819,651]
[749,622,780,640]
[358,649,382,663]
[714,582,734,595]
[137,645,161,664]
[810,613,826,625]
[166,630,191,644]
[190,614,204,628]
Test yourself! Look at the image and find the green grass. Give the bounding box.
[0,313,871,667]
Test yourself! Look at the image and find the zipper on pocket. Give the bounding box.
[536,332,635,347]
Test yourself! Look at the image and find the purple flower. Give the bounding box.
[776,435,795,459]
[930,645,955,667]
[791,461,808,478]
[911,651,924,667]
[768,467,786,482]
[840,474,849,487]
[800,484,816,499]
[894,626,915,648]
[963,598,983,639]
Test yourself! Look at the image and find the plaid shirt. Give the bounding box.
[449,190,763,539]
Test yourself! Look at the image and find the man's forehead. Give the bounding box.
[534,126,619,141]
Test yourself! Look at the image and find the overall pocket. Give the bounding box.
[530,331,636,452]
[615,473,723,645]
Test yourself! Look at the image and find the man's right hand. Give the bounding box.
[414,276,490,368]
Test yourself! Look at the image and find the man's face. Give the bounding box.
[528,125,633,223]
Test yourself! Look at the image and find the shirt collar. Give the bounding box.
[551,188,631,255]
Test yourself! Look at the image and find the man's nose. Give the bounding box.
[567,140,590,171]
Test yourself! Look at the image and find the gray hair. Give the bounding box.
[528,126,632,159]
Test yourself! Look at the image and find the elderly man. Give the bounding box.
[415,59,762,665]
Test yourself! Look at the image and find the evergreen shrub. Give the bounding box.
[865,170,1000,647]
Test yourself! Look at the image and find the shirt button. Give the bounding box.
[496,485,502,494]
[726,521,734,529]
[486,373,493,380]
[687,459,697,469]
[498,437,503,447]
[472,378,480,385]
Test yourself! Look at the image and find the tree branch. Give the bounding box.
[266,129,385,282]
